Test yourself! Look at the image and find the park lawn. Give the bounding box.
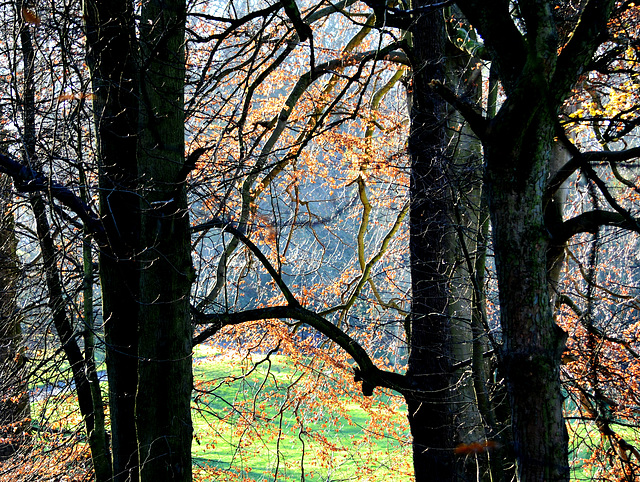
[191,344,413,481]
[567,419,640,481]
[30,346,640,481]
[28,344,412,480]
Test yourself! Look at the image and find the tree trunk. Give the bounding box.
[444,22,499,479]
[84,2,193,479]
[406,4,456,480]
[83,2,141,479]
[31,195,113,481]
[486,109,569,481]
[0,176,29,460]
[136,1,193,479]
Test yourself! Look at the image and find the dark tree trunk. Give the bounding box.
[83,2,141,479]
[406,4,456,480]
[84,1,192,479]
[135,1,193,479]
[486,108,569,481]
[449,2,617,479]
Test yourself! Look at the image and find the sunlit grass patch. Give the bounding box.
[23,344,412,481]
[568,419,640,481]
[191,346,412,481]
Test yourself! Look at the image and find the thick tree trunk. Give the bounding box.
[85,2,193,479]
[486,111,569,481]
[406,5,456,480]
[448,2,619,480]
[136,1,193,479]
[83,0,140,481]
[83,2,141,480]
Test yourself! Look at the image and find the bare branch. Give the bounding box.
[554,0,616,101]
[192,218,299,307]
[0,153,105,243]
[545,127,640,212]
[429,79,488,139]
[191,217,414,396]
[554,210,640,246]
[455,0,526,93]
[191,304,411,395]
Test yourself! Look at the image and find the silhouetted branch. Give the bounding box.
[191,304,412,395]
[191,218,413,396]
[0,153,105,243]
[554,210,640,246]
[430,79,489,139]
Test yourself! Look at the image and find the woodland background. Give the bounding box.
[1,0,640,481]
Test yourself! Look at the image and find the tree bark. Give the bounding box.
[406,4,456,480]
[486,107,569,481]
[136,1,193,479]
[83,2,141,479]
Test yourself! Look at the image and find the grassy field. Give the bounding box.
[566,419,640,481]
[190,344,413,481]
[30,347,640,481]
[29,344,413,481]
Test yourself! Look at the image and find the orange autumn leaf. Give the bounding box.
[57,92,93,101]
[454,440,499,455]
[21,7,41,26]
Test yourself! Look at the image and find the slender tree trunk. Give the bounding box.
[446,37,518,480]
[135,1,193,479]
[406,4,456,479]
[443,24,498,480]
[0,176,29,461]
[17,4,112,477]
[31,196,113,481]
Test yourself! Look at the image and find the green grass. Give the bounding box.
[29,345,412,481]
[567,419,640,481]
[190,345,412,481]
[31,348,640,481]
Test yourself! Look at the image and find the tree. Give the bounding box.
[3,0,192,479]
[404,2,455,478]
[0,174,29,461]
[0,1,509,479]
[442,1,636,479]
[82,0,193,479]
[5,1,640,481]
[14,2,111,478]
